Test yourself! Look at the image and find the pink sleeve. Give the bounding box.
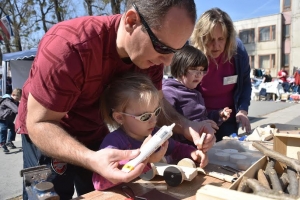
[92,172,120,191]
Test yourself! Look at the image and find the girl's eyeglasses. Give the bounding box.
[118,107,161,122]
[187,70,207,76]
[132,3,182,54]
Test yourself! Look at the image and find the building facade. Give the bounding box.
[234,0,300,77]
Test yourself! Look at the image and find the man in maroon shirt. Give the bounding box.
[17,0,217,199]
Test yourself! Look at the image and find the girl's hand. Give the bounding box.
[185,120,217,152]
[141,135,169,163]
[191,150,208,168]
[220,107,232,121]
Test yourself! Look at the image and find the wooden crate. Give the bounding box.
[280,93,289,101]
[273,131,300,159]
[196,156,275,200]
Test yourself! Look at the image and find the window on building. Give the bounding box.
[259,54,275,69]
[283,0,291,11]
[259,25,276,42]
[249,55,255,68]
[283,54,289,66]
[239,29,255,44]
[283,24,290,38]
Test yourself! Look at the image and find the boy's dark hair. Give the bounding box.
[170,45,208,78]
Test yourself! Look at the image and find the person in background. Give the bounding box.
[262,69,272,83]
[190,8,252,142]
[293,67,300,94]
[277,67,288,82]
[163,45,232,145]
[93,72,208,190]
[277,67,289,92]
[0,88,22,153]
[15,1,217,199]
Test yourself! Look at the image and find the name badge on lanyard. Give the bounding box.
[223,75,238,85]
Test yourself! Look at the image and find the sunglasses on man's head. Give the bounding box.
[132,3,182,54]
[118,107,162,122]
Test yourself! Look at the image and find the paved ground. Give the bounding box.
[0,100,299,199]
[0,138,23,199]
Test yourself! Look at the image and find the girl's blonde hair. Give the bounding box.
[100,72,160,129]
[190,8,237,63]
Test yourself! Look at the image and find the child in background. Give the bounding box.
[163,45,231,145]
[92,72,208,190]
[0,88,22,153]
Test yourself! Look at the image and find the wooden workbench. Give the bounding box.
[73,163,234,200]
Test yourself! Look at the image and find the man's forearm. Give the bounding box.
[28,122,94,170]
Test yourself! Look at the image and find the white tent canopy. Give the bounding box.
[1,48,37,95]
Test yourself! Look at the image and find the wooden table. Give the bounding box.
[73,163,235,200]
[74,125,300,200]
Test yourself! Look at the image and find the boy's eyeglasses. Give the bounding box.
[132,3,182,54]
[119,107,161,122]
[188,70,207,76]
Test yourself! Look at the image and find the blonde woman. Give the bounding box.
[191,8,252,141]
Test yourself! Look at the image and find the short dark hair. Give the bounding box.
[170,45,208,78]
[126,0,196,31]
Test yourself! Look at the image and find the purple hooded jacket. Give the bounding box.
[162,78,221,124]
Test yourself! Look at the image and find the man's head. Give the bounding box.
[11,88,22,102]
[118,0,196,69]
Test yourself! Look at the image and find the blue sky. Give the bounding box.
[194,0,280,21]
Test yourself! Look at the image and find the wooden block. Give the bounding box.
[140,163,157,181]
[196,185,272,200]
[280,93,289,101]
[154,162,197,181]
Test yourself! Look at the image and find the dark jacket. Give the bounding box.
[233,39,252,113]
[0,94,19,122]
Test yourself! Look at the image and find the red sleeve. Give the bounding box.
[136,64,164,90]
[30,34,82,112]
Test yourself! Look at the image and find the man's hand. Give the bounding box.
[183,120,217,152]
[91,148,147,184]
[236,110,251,133]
